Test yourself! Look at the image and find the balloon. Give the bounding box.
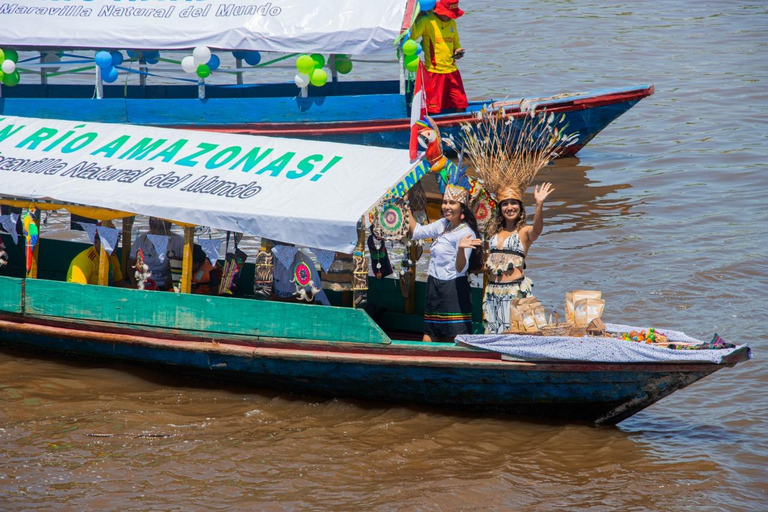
[3,49,18,63]
[310,54,325,69]
[181,56,197,73]
[296,54,315,75]
[404,54,420,72]
[110,51,123,66]
[145,57,159,65]
[126,50,136,59]
[196,64,211,78]
[310,68,328,87]
[0,71,4,83]
[0,49,4,63]
[335,57,353,74]
[193,45,211,65]
[294,73,310,88]
[244,51,261,66]
[145,50,160,60]
[103,67,119,83]
[232,50,248,60]
[207,54,221,71]
[402,40,419,56]
[3,70,20,87]
[420,0,437,11]
[95,51,113,69]
[1,59,16,74]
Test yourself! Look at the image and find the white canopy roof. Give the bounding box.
[0,0,415,55]
[0,116,420,253]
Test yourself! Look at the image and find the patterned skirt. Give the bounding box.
[482,277,533,334]
[424,275,473,338]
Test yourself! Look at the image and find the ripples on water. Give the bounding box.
[2,1,767,509]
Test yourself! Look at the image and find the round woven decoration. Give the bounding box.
[293,261,312,287]
[373,198,410,241]
[473,192,496,231]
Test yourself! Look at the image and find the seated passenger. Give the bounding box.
[191,244,223,295]
[127,217,183,291]
[66,235,129,287]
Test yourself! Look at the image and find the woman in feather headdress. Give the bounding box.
[408,164,483,342]
[463,106,573,334]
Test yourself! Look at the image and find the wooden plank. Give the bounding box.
[23,278,391,344]
[0,276,22,314]
[180,226,194,294]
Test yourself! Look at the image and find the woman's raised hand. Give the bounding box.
[458,234,482,249]
[534,182,555,204]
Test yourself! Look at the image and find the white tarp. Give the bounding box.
[0,0,412,55]
[0,116,419,253]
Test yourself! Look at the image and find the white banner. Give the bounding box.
[0,116,419,253]
[0,0,410,55]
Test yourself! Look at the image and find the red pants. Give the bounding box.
[424,70,468,114]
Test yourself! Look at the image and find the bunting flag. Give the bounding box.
[147,234,169,263]
[409,60,428,161]
[271,245,299,270]
[199,238,222,265]
[77,222,98,245]
[96,226,119,255]
[311,248,336,273]
[0,214,19,245]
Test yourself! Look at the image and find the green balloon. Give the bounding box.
[0,71,4,83]
[4,49,18,63]
[296,54,315,75]
[335,57,353,74]
[402,40,419,56]
[0,49,4,63]
[311,53,325,69]
[196,64,211,78]
[3,70,20,87]
[404,54,420,72]
[310,68,328,87]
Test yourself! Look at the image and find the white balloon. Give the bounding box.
[192,45,211,66]
[181,55,197,74]
[294,73,310,88]
[1,60,16,74]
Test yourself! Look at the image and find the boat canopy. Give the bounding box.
[0,116,421,253]
[0,0,416,55]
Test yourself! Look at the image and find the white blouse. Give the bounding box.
[412,218,475,280]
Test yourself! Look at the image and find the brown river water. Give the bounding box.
[1,1,767,510]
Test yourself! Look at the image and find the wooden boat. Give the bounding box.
[0,115,750,425]
[0,0,653,154]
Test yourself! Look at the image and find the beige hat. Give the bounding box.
[444,183,469,204]
[497,185,524,203]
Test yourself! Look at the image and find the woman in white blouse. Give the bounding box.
[409,184,482,342]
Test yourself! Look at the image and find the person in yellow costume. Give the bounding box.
[66,234,129,287]
[410,0,468,114]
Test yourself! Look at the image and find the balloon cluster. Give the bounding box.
[232,50,262,66]
[94,50,124,83]
[0,48,21,87]
[294,54,330,88]
[181,46,220,79]
[401,39,422,72]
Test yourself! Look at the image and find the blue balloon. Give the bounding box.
[146,57,159,65]
[110,51,124,66]
[126,50,135,59]
[420,0,437,11]
[207,54,221,71]
[95,51,113,69]
[103,67,119,83]
[144,50,160,60]
[415,45,423,56]
[244,51,262,66]
[232,50,248,60]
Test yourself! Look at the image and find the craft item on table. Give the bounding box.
[23,209,39,273]
[321,252,354,292]
[352,249,369,308]
[615,327,669,344]
[566,290,602,323]
[573,297,605,328]
[254,240,275,298]
[367,230,393,279]
[199,238,222,265]
[218,249,247,296]
[133,248,153,290]
[0,213,20,245]
[272,244,299,270]
[372,197,410,242]
[285,251,329,305]
[146,234,170,263]
[96,226,119,255]
[415,116,448,172]
[311,247,336,273]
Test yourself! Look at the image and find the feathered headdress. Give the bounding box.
[461,103,577,203]
[438,147,472,204]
